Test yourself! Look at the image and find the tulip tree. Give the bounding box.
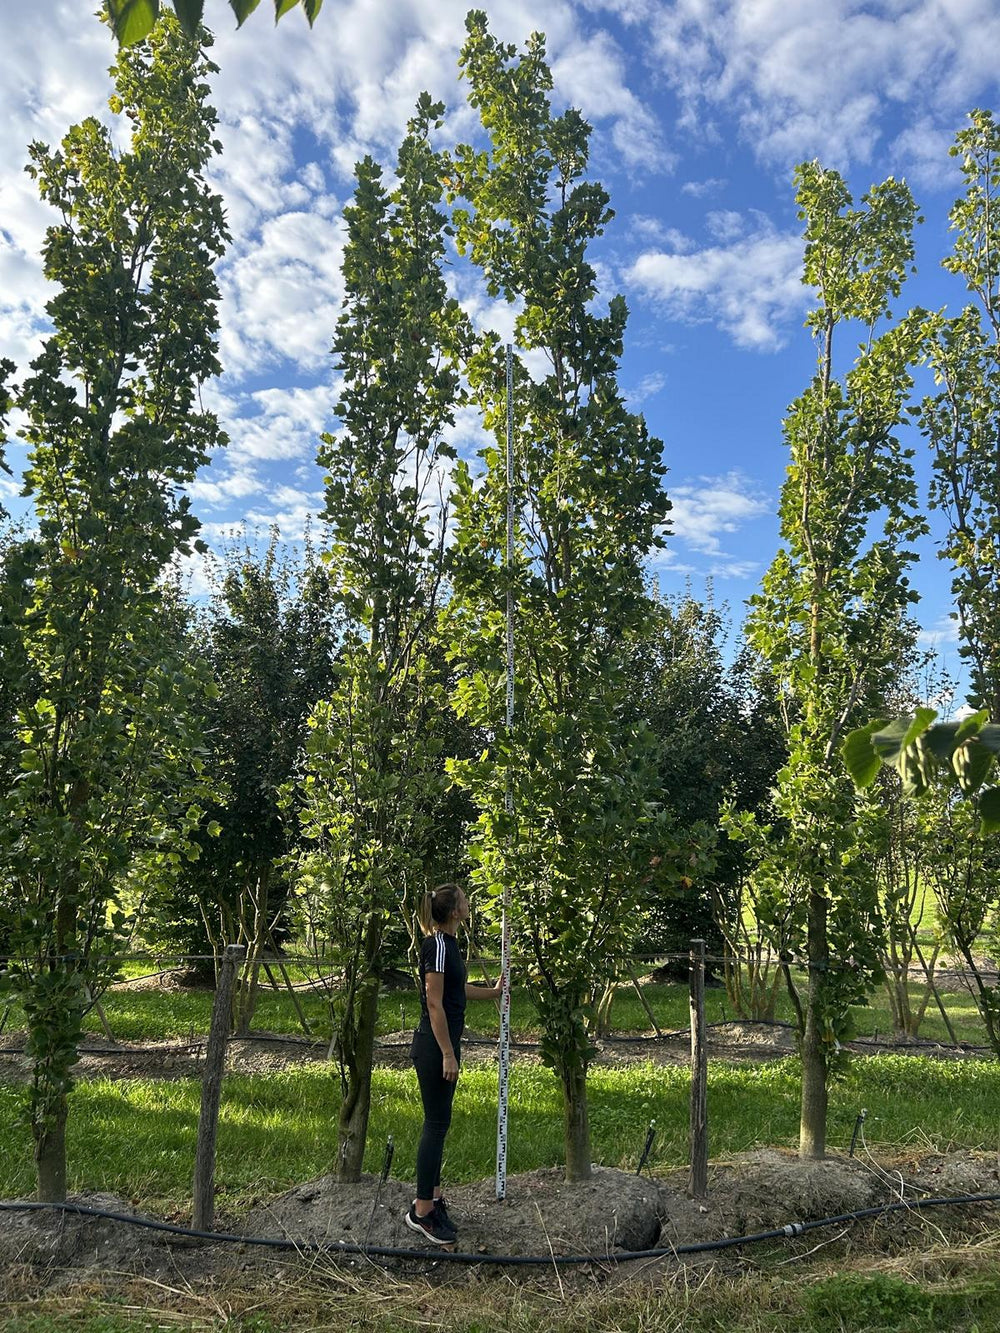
[294,95,468,1181]
[445,12,673,1181]
[845,707,1000,1051]
[747,163,924,1159]
[104,0,321,46]
[913,110,1000,718]
[0,15,228,1200]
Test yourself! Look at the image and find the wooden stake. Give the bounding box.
[267,931,312,1036]
[628,964,663,1038]
[83,984,116,1043]
[192,943,245,1231]
[689,938,708,1199]
[909,923,961,1048]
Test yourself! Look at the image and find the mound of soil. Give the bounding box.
[3,1151,1000,1296]
[250,1165,669,1255]
[0,1193,197,1295]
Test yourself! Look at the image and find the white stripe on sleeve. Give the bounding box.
[435,933,445,972]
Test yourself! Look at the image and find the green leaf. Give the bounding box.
[274,0,299,21]
[229,0,263,25]
[922,722,962,762]
[842,719,889,789]
[898,706,939,752]
[171,0,204,38]
[866,710,939,795]
[979,786,1000,834]
[106,0,158,45]
[302,0,323,22]
[955,708,990,743]
[952,736,997,795]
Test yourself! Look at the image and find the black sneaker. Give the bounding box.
[433,1196,453,1228]
[405,1204,457,1246]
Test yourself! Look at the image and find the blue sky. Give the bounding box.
[1,1,999,687]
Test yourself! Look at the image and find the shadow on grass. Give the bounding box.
[2,1057,1000,1208]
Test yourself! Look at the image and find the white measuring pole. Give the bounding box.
[496,343,514,1201]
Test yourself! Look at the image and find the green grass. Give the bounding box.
[2,1055,999,1212]
[2,971,988,1047]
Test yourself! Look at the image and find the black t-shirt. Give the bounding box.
[417,931,467,1039]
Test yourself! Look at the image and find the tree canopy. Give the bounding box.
[104,0,321,46]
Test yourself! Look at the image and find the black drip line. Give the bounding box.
[4,950,996,978]
[1,1021,993,1060]
[2,1194,1000,1267]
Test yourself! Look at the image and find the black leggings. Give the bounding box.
[411,1028,461,1200]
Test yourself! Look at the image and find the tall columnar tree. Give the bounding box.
[0,15,228,1201]
[747,162,924,1159]
[915,110,1000,719]
[294,95,468,1181]
[445,12,672,1181]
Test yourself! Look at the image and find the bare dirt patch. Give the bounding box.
[3,1150,999,1299]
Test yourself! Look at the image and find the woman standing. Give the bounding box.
[405,882,501,1246]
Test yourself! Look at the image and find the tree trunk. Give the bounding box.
[32,884,81,1202]
[799,885,828,1160]
[35,1094,68,1202]
[560,1058,592,1181]
[335,976,380,1182]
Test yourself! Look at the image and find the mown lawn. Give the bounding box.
[1,969,989,1047]
[1,1055,999,1212]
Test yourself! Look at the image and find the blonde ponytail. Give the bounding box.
[418,883,463,935]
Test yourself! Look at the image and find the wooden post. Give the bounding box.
[192,943,245,1231]
[689,938,708,1199]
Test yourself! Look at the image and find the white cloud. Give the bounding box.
[706,209,745,242]
[220,209,347,380]
[634,0,1000,174]
[551,31,672,172]
[628,216,693,250]
[890,118,965,194]
[241,502,317,542]
[681,177,726,198]
[186,470,265,508]
[626,370,667,406]
[626,220,806,351]
[667,471,772,558]
[917,615,960,650]
[225,383,341,464]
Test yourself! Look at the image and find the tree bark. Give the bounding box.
[560,1058,592,1181]
[192,943,244,1231]
[799,885,828,1160]
[35,1094,68,1203]
[335,975,380,1182]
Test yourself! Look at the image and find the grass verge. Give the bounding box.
[1,975,989,1047]
[2,1055,999,1212]
[5,1236,1000,1331]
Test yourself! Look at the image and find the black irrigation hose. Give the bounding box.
[0,1033,331,1058]
[3,1193,1000,1267]
[8,952,999,979]
[1,1022,990,1060]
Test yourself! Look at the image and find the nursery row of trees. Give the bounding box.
[1,10,1000,1200]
